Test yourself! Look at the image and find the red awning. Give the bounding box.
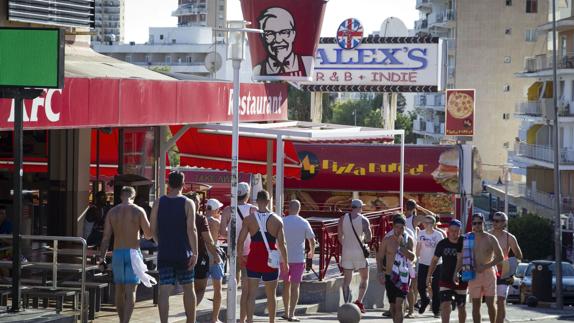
[171,126,301,179]
[90,129,119,178]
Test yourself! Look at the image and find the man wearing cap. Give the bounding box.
[428,219,467,323]
[150,171,198,323]
[193,198,223,319]
[338,199,372,313]
[468,213,504,323]
[377,215,415,323]
[489,212,522,323]
[417,215,444,317]
[220,182,256,323]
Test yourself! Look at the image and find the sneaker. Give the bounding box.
[418,299,429,314]
[354,300,366,314]
[433,313,440,318]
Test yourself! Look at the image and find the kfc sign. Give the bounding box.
[7,89,62,123]
[241,0,328,82]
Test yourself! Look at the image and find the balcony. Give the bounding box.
[515,142,574,164]
[415,93,445,110]
[445,38,455,53]
[521,53,574,74]
[515,99,574,119]
[172,3,208,17]
[429,9,456,27]
[416,0,432,10]
[447,66,455,79]
[413,119,445,136]
[525,188,574,212]
[415,19,428,31]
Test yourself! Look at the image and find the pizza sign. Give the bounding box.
[445,89,475,136]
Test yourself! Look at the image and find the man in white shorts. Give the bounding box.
[338,199,372,313]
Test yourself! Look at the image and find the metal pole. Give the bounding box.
[158,126,167,197]
[552,0,563,309]
[96,130,100,196]
[504,166,509,215]
[400,132,405,212]
[275,135,284,215]
[11,95,23,312]
[227,59,241,323]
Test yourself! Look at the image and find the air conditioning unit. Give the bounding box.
[524,57,536,72]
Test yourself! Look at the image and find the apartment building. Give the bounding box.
[92,0,125,44]
[174,0,226,38]
[413,0,548,180]
[509,1,574,218]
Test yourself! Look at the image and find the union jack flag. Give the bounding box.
[337,18,364,50]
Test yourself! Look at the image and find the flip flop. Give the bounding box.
[280,315,290,320]
[289,317,301,322]
[404,312,415,319]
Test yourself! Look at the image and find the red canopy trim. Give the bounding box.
[171,127,301,179]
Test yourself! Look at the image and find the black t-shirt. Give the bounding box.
[196,214,210,257]
[434,236,463,283]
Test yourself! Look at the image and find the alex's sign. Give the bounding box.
[301,36,445,92]
[0,78,288,131]
[285,143,460,194]
[240,0,328,82]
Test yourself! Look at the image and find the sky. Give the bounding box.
[124,0,419,44]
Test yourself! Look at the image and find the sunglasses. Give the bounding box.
[424,221,434,225]
[472,221,483,225]
[493,219,505,223]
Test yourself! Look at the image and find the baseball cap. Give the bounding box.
[472,213,485,221]
[206,198,223,210]
[449,219,462,227]
[351,199,364,208]
[493,211,508,221]
[238,182,250,196]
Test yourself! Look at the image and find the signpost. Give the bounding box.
[445,89,476,136]
[0,27,63,312]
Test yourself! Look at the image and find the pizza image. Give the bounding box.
[447,92,474,119]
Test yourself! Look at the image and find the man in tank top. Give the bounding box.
[150,171,198,323]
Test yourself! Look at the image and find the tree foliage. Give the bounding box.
[508,213,554,262]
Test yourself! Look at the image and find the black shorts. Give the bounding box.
[194,253,210,280]
[385,275,407,304]
[439,289,467,307]
[496,277,514,285]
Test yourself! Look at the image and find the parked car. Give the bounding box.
[507,262,529,303]
[519,261,574,304]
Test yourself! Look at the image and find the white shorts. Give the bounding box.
[341,258,367,270]
[497,284,509,299]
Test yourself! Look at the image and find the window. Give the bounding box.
[525,29,537,42]
[526,0,537,13]
[506,0,512,5]
[505,28,512,35]
[159,34,164,40]
[145,54,151,63]
[503,84,510,92]
[125,55,132,63]
[165,56,171,64]
[504,56,511,63]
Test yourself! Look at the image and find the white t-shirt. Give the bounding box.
[418,229,444,266]
[283,215,315,263]
[236,203,254,256]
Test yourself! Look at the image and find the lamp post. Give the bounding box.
[551,0,564,309]
[217,21,262,323]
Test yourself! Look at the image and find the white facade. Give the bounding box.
[92,0,125,44]
[93,26,254,82]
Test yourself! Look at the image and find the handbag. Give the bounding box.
[348,213,370,258]
[254,212,280,269]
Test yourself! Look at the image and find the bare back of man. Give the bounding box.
[108,204,149,249]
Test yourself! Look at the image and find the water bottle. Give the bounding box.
[461,233,476,282]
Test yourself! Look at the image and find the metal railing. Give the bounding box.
[0,234,86,323]
[516,142,574,163]
[524,188,574,211]
[416,0,431,8]
[415,19,428,30]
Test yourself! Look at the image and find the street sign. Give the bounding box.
[0,27,64,89]
[300,36,444,92]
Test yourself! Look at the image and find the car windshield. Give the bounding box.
[525,263,574,277]
[515,263,528,278]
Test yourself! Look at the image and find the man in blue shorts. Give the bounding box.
[151,171,198,323]
[100,186,153,323]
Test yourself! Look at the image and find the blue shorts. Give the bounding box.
[246,268,278,282]
[209,263,225,280]
[112,249,140,285]
[159,266,195,285]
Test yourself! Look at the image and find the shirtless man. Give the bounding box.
[377,216,416,323]
[100,186,153,323]
[490,212,523,323]
[238,190,289,323]
[468,213,503,323]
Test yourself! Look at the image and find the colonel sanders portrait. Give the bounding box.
[253,7,311,78]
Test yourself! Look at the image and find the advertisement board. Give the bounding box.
[0,28,64,89]
[285,143,460,193]
[445,89,475,136]
[240,0,328,81]
[300,36,442,93]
